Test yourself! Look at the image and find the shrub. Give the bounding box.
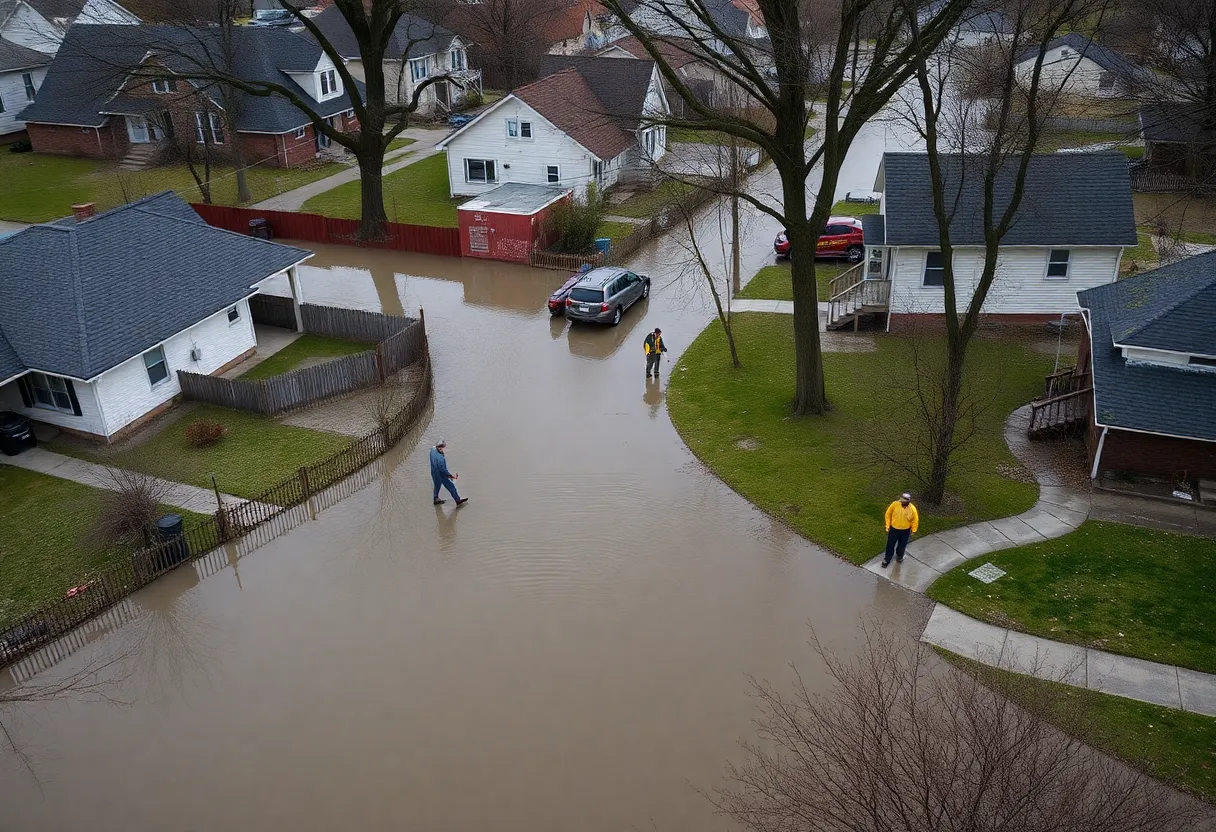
[549,183,605,254]
[461,89,483,109]
[88,468,173,549]
[8,139,32,153]
[184,420,226,447]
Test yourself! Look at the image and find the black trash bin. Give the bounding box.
[0,411,36,456]
[154,513,190,569]
[248,217,273,240]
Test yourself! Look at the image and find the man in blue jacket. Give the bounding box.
[430,440,468,506]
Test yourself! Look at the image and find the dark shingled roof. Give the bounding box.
[1016,32,1147,82]
[310,6,456,61]
[879,152,1138,247]
[0,192,310,380]
[538,54,656,131]
[1139,103,1216,145]
[862,213,885,246]
[1078,251,1216,442]
[0,39,51,73]
[17,23,363,132]
[512,67,635,159]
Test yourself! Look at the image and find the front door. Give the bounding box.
[126,115,151,143]
[436,80,450,107]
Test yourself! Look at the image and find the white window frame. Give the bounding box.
[29,372,74,413]
[345,109,354,118]
[195,112,223,144]
[408,57,428,83]
[519,120,532,139]
[22,72,36,101]
[464,158,497,183]
[592,158,604,183]
[294,125,306,139]
[546,164,560,184]
[450,48,465,70]
[152,78,173,94]
[143,346,169,387]
[320,68,337,97]
[922,250,946,287]
[0,92,5,114]
[505,118,518,138]
[227,305,240,325]
[1045,248,1070,280]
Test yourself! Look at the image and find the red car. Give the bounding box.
[547,272,586,315]
[774,216,865,263]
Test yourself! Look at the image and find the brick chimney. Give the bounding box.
[71,203,96,222]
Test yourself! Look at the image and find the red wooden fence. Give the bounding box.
[190,203,462,258]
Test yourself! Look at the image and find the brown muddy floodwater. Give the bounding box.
[0,234,928,831]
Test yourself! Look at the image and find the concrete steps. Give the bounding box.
[118,145,157,170]
[1200,479,1216,506]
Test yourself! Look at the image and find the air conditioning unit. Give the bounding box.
[190,346,204,362]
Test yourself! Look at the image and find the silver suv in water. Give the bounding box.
[564,267,650,326]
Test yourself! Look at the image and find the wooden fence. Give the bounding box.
[177,304,426,415]
[1130,168,1216,195]
[190,203,461,258]
[0,346,434,671]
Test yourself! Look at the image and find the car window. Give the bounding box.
[626,272,639,284]
[570,287,603,303]
[610,278,626,296]
[823,225,842,236]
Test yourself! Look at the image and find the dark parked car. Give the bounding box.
[564,267,650,326]
[547,272,586,315]
[774,216,866,262]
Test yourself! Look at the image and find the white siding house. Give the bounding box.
[1014,33,1147,99]
[0,48,46,134]
[0,0,139,55]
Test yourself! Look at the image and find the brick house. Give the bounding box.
[17,22,363,168]
[0,192,311,443]
[1075,251,1216,482]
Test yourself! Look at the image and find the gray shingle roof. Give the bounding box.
[862,213,885,246]
[1139,103,1216,145]
[878,152,1138,247]
[1016,32,1146,82]
[538,55,656,131]
[0,191,310,380]
[1078,252,1216,442]
[311,6,456,61]
[0,39,51,73]
[17,23,363,133]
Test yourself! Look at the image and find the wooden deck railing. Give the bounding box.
[1028,367,1092,437]
[827,262,866,300]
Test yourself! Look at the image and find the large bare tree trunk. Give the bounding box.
[358,148,389,239]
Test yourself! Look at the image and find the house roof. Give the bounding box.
[310,6,456,61]
[861,213,885,246]
[0,38,50,72]
[597,34,699,70]
[877,152,1138,247]
[17,23,362,133]
[1078,252,1216,442]
[0,0,83,26]
[538,54,656,131]
[918,0,1012,35]
[458,183,570,215]
[544,0,602,44]
[514,66,636,159]
[1016,32,1146,81]
[1139,103,1216,145]
[0,191,310,381]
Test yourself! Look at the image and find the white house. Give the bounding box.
[0,0,139,55]
[311,6,480,114]
[826,151,1138,331]
[0,192,311,442]
[1014,33,1148,99]
[915,0,1013,48]
[438,56,669,198]
[628,0,767,57]
[0,39,46,134]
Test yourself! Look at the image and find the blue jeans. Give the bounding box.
[884,527,911,562]
[433,475,460,502]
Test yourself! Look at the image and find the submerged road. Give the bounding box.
[0,122,931,831]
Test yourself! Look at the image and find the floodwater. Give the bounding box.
[0,123,931,831]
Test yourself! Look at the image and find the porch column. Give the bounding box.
[288,265,305,332]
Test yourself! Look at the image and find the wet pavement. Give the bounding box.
[0,119,932,831]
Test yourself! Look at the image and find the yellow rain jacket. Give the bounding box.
[884,500,919,533]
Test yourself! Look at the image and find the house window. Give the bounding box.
[1098,71,1115,91]
[923,251,946,286]
[320,68,337,97]
[546,164,560,183]
[1045,249,1070,279]
[1189,356,1216,368]
[644,127,656,157]
[194,112,224,144]
[592,158,604,183]
[520,120,531,138]
[506,118,518,138]
[450,49,466,70]
[409,57,428,83]
[227,305,240,324]
[151,78,176,94]
[0,93,5,114]
[29,372,74,413]
[345,109,354,118]
[464,158,496,183]
[158,111,175,139]
[294,125,306,139]
[143,346,168,386]
[22,72,36,101]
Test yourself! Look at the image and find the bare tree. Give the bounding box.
[714,627,1205,831]
[600,0,974,416]
[87,467,176,550]
[437,0,568,89]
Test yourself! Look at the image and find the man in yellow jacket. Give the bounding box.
[881,492,919,568]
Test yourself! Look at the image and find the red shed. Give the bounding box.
[458,184,572,263]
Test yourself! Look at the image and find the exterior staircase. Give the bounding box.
[118,144,158,170]
[826,261,891,330]
[1027,367,1092,438]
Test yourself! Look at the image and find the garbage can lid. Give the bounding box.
[156,513,183,530]
[248,218,268,227]
[0,410,28,431]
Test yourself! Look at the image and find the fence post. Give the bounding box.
[375,343,386,382]
[211,473,233,542]
[299,465,311,501]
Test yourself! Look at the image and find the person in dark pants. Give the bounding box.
[644,328,667,378]
[881,492,918,568]
[430,440,468,506]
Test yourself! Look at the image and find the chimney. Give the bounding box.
[71,203,96,223]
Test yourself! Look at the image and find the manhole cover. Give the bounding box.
[969,562,1007,584]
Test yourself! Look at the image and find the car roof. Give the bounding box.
[574,266,627,287]
[827,216,862,226]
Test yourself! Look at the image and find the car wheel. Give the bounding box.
[642,280,650,299]
[549,306,563,316]
[611,307,622,326]
[846,245,864,263]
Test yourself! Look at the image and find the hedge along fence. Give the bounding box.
[0,344,434,672]
[177,302,426,416]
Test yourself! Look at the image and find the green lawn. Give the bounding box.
[938,649,1216,803]
[386,136,417,153]
[598,220,639,243]
[1041,129,1131,150]
[0,466,209,628]
[929,521,1216,674]
[1124,230,1159,271]
[1121,145,1145,159]
[302,152,459,227]
[609,179,699,218]
[0,151,343,222]
[240,334,372,380]
[666,314,1051,564]
[52,404,349,500]
[736,261,853,302]
[830,198,879,215]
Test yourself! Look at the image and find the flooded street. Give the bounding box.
[1,123,931,831]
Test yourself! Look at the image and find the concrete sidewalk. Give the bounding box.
[921,604,1216,716]
[250,126,447,212]
[3,447,271,516]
